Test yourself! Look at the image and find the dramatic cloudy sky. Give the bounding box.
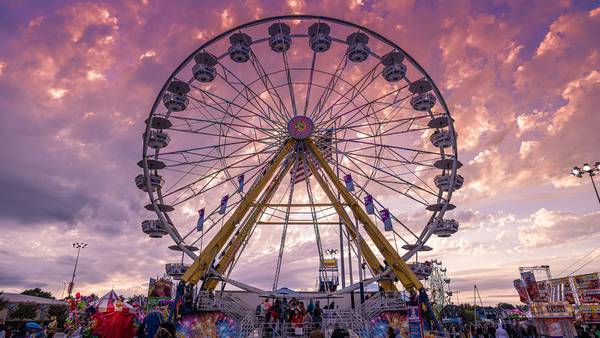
[1,0,599,305]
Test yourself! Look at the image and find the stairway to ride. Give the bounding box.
[195,292,257,336]
[358,291,407,320]
[334,308,370,337]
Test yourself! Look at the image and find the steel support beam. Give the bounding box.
[306,138,423,292]
[182,139,295,285]
[202,156,294,290]
[303,150,396,291]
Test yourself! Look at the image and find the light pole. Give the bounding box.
[67,242,88,298]
[325,249,339,257]
[571,162,600,206]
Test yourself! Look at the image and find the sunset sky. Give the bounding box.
[1,0,599,305]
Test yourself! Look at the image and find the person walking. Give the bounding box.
[495,323,509,338]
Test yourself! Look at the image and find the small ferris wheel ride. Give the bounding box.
[136,15,462,308]
[427,259,453,318]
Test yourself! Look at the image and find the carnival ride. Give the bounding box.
[427,260,452,318]
[137,15,462,336]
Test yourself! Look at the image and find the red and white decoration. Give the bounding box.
[94,290,134,313]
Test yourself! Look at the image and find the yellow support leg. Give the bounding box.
[203,157,294,290]
[303,153,396,291]
[306,138,423,292]
[182,139,295,285]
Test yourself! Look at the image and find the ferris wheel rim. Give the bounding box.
[141,15,459,271]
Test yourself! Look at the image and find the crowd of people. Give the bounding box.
[256,297,348,337]
[443,320,538,338]
[576,324,600,338]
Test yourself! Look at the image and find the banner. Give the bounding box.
[573,272,600,303]
[380,209,393,231]
[237,174,244,192]
[219,195,228,215]
[196,208,205,232]
[521,271,541,302]
[364,194,375,215]
[514,279,529,303]
[579,304,600,322]
[343,174,354,192]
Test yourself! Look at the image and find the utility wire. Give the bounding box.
[569,252,600,276]
[558,244,600,276]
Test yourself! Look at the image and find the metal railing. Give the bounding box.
[193,292,410,337]
[358,291,407,320]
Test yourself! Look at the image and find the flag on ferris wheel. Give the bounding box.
[380,208,393,231]
[291,129,334,184]
[237,174,245,192]
[219,195,229,215]
[364,194,375,215]
[196,208,205,231]
[344,174,355,192]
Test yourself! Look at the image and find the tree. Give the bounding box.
[21,288,54,299]
[11,303,38,320]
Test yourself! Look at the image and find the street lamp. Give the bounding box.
[325,249,339,256]
[571,161,600,206]
[67,242,88,298]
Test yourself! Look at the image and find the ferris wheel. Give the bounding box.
[137,15,462,293]
[427,259,453,317]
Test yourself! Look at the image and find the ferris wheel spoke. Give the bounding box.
[327,155,431,206]
[282,50,298,116]
[157,138,256,159]
[331,137,444,157]
[312,59,382,127]
[328,147,437,172]
[355,187,420,240]
[248,50,293,120]
[302,50,317,116]
[384,147,439,193]
[188,82,283,131]
[170,157,271,207]
[169,115,280,139]
[333,112,436,133]
[308,53,348,121]
[341,152,437,198]
[322,86,412,132]
[160,142,278,170]
[161,141,281,201]
[216,62,288,125]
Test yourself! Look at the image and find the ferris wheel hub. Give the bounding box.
[287,115,314,140]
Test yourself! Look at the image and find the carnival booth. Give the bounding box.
[93,290,136,338]
[514,267,600,337]
[529,302,576,337]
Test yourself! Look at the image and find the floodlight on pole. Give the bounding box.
[67,242,88,298]
[571,161,600,207]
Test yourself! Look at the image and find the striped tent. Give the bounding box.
[94,290,134,313]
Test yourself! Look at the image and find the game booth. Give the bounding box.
[514,269,600,337]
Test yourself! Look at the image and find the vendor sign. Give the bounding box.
[573,272,600,303]
[579,304,600,323]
